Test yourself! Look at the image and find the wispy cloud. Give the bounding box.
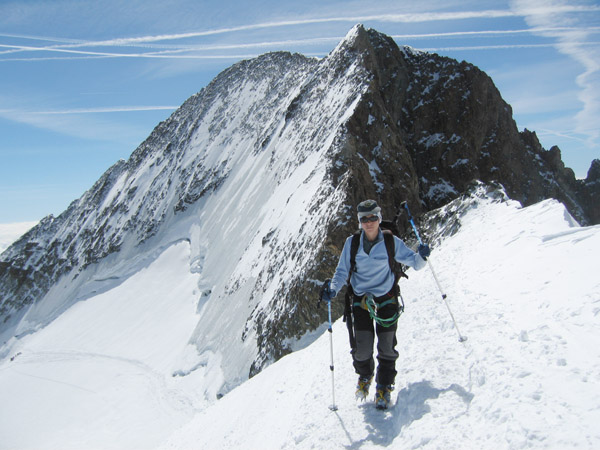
[422,41,599,52]
[20,106,178,114]
[7,10,530,51]
[3,30,599,63]
[391,26,600,40]
[2,4,600,62]
[0,34,340,57]
[0,106,164,143]
[510,0,600,148]
[0,53,259,62]
[535,127,589,144]
[46,4,595,43]
[0,42,255,60]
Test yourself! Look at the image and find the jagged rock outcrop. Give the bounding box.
[1,25,597,382]
[576,159,600,224]
[336,29,598,224]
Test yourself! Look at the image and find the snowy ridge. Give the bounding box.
[160,195,600,450]
[1,188,598,449]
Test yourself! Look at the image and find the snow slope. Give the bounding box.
[1,193,598,449]
[161,195,600,449]
[0,241,208,449]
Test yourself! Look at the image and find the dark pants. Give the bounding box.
[352,294,399,386]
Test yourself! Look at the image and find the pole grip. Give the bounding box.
[402,202,423,244]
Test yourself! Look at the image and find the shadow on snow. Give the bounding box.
[339,380,474,449]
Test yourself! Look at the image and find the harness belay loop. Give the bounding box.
[358,293,404,328]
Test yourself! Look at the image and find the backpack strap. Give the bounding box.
[382,230,395,274]
[382,230,408,285]
[348,231,361,281]
[343,231,362,352]
[382,230,407,320]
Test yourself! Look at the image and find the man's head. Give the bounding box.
[357,199,382,226]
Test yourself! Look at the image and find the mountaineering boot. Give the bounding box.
[375,384,394,410]
[355,376,373,401]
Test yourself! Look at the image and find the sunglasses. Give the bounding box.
[360,215,379,223]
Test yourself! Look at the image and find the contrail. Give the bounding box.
[2,4,598,56]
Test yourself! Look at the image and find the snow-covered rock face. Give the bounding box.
[0,25,597,387]
[0,26,373,382]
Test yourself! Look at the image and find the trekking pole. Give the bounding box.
[401,202,468,343]
[319,279,338,411]
[327,298,338,411]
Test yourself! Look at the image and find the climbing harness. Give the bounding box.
[354,292,405,328]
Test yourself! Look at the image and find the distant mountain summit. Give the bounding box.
[1,25,597,382]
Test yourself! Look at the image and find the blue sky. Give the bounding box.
[1,0,599,223]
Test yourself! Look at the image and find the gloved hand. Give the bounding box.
[319,279,336,304]
[418,243,431,260]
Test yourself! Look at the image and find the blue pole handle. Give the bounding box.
[402,202,423,245]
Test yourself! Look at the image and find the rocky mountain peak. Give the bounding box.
[1,26,598,384]
[331,23,368,52]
